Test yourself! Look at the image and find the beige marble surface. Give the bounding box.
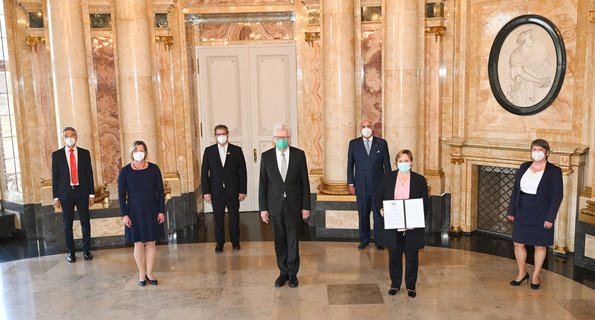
[0,242,593,319]
[72,217,125,238]
[586,234,595,259]
[325,210,376,230]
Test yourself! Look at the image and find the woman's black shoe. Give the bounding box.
[510,272,530,286]
[146,274,158,285]
[531,277,541,290]
[388,288,399,295]
[138,279,147,286]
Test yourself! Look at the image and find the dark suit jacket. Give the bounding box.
[507,161,563,223]
[52,146,95,201]
[375,170,428,251]
[347,137,391,196]
[259,147,311,216]
[201,143,247,197]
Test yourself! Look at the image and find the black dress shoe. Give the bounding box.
[146,274,158,285]
[388,288,400,295]
[232,244,241,251]
[274,275,288,287]
[376,245,384,251]
[215,244,223,253]
[358,242,369,250]
[510,272,530,286]
[407,289,416,298]
[288,275,299,288]
[67,253,76,263]
[138,279,147,287]
[83,250,93,260]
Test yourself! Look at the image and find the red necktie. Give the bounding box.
[70,149,79,185]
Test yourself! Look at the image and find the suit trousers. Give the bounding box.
[270,199,301,277]
[388,231,419,290]
[211,190,240,245]
[356,194,382,244]
[61,187,91,253]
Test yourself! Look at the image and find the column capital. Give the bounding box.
[26,36,45,47]
[154,0,175,13]
[155,35,173,47]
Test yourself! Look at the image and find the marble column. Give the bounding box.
[384,0,419,160]
[318,0,355,194]
[113,0,159,163]
[424,28,445,194]
[554,159,573,254]
[47,0,95,158]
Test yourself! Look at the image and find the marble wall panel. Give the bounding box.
[301,39,323,171]
[185,23,201,188]
[73,217,125,238]
[465,0,579,143]
[362,29,383,137]
[188,0,291,4]
[30,44,56,181]
[156,43,176,174]
[199,22,293,42]
[586,234,595,259]
[92,36,122,184]
[326,210,375,230]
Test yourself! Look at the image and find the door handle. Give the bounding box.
[253,149,257,163]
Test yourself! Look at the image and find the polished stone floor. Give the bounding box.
[1,241,594,319]
[1,212,594,319]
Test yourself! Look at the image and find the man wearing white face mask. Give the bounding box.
[52,127,95,263]
[201,124,247,253]
[347,119,391,250]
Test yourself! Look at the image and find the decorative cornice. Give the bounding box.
[19,1,42,12]
[88,2,111,14]
[309,168,323,176]
[26,36,45,47]
[301,0,319,10]
[579,199,595,224]
[154,0,175,13]
[425,169,444,178]
[304,31,320,46]
[163,171,180,180]
[155,35,173,47]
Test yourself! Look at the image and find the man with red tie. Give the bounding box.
[52,127,95,263]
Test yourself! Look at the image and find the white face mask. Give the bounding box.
[361,127,372,138]
[216,135,227,145]
[133,152,145,162]
[64,137,76,147]
[531,150,545,162]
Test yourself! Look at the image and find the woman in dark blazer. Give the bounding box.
[375,149,428,298]
[507,139,563,290]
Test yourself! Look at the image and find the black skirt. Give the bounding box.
[512,192,554,246]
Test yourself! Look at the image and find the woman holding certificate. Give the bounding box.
[375,149,428,298]
[506,139,563,290]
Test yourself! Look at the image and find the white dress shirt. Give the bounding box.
[218,143,228,167]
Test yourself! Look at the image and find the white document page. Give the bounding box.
[404,198,425,228]
[383,200,405,229]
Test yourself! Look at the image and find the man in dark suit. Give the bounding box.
[347,119,391,250]
[259,124,310,288]
[52,127,95,263]
[201,124,247,253]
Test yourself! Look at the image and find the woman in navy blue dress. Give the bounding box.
[507,139,563,289]
[118,141,165,286]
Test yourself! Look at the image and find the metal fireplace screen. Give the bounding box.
[477,165,518,235]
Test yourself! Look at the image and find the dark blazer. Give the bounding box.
[259,147,311,216]
[347,137,391,196]
[201,143,247,197]
[507,161,563,223]
[52,146,95,201]
[375,170,428,251]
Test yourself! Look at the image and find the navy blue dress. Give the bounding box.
[118,163,165,243]
[507,161,563,247]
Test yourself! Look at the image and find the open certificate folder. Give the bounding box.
[383,198,425,229]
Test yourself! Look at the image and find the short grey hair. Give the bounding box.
[272,124,291,137]
[62,127,77,136]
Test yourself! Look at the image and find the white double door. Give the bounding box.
[197,44,298,212]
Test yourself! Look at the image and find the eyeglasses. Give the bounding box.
[215,133,228,137]
[274,136,289,140]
